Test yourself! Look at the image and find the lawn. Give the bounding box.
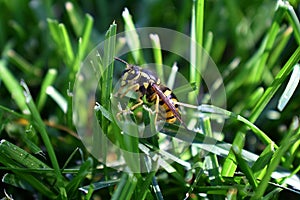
[0,0,300,199]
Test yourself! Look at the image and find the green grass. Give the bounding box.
[0,0,300,199]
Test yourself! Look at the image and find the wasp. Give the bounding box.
[114,57,186,128]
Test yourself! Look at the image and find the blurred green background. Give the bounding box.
[0,0,299,199]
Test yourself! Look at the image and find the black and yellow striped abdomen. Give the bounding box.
[146,84,180,123]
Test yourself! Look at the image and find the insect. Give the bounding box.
[114,57,186,128]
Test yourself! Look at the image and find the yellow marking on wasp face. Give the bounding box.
[122,73,129,82]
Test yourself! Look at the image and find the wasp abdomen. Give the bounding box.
[155,85,180,123]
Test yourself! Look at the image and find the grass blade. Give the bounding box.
[277,64,300,111]
[250,46,300,122]
[66,157,93,195]
[222,46,300,177]
[189,0,204,102]
[122,8,144,63]
[20,81,65,184]
[111,173,137,200]
[251,0,285,84]
[232,146,258,189]
[37,69,57,111]
[149,33,164,83]
[0,60,29,114]
[46,86,67,113]
[7,50,41,77]
[283,1,300,44]
[251,122,300,199]
[0,140,56,198]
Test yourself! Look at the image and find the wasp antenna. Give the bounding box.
[114,57,130,66]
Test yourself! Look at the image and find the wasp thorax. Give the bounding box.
[119,64,160,97]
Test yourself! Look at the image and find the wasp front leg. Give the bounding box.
[115,92,144,121]
[115,83,140,98]
[130,97,144,111]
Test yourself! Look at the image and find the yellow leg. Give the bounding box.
[154,94,159,125]
[116,96,144,121]
[116,102,133,121]
[115,84,140,98]
[130,98,144,110]
[115,84,142,120]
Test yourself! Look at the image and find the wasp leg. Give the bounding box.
[115,83,141,120]
[130,97,144,110]
[115,83,140,98]
[154,94,160,125]
[116,102,133,121]
[116,95,143,121]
